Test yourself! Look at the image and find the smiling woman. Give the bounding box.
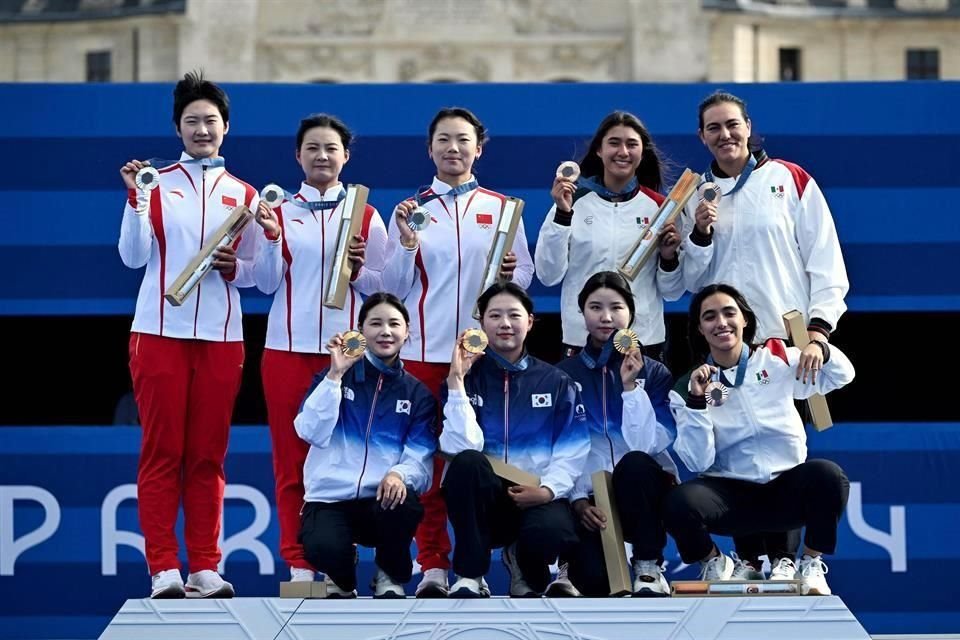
[380,107,536,598]
[251,112,388,585]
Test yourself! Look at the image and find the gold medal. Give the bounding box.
[135,166,160,191]
[407,206,431,231]
[260,184,285,208]
[704,380,729,406]
[698,182,722,204]
[462,329,488,354]
[341,331,366,358]
[556,161,580,182]
[612,328,640,354]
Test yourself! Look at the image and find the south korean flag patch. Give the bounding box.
[531,393,552,408]
[396,399,411,415]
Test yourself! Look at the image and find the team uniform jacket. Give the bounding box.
[294,353,437,503]
[118,152,260,341]
[382,177,535,363]
[438,352,590,500]
[535,188,685,346]
[679,157,849,340]
[670,339,855,484]
[558,344,680,502]
[254,182,387,353]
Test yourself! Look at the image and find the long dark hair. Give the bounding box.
[577,111,663,192]
[688,283,757,358]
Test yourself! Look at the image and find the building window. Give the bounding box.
[779,48,801,82]
[906,49,939,80]
[86,50,112,83]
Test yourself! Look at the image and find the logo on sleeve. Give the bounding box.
[532,393,552,408]
[343,386,355,401]
[396,399,411,414]
[469,394,484,407]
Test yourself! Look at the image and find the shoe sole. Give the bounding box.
[415,585,449,599]
[509,591,539,598]
[544,588,579,598]
[185,584,235,599]
[449,587,486,598]
[325,593,357,599]
[150,585,185,599]
[373,592,406,599]
[632,589,670,598]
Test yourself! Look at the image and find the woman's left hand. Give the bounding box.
[211,245,237,276]
[797,341,824,384]
[499,251,518,281]
[377,471,407,510]
[507,485,553,509]
[620,347,644,391]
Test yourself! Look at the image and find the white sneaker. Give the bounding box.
[415,567,449,598]
[502,543,538,597]
[699,553,735,581]
[730,552,765,581]
[544,562,580,597]
[770,557,798,581]
[150,569,185,599]
[797,555,831,595]
[185,570,234,598]
[321,574,357,599]
[632,559,670,597]
[290,567,316,583]
[449,575,491,598]
[371,568,405,598]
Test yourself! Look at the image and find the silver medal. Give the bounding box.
[135,166,160,191]
[260,184,285,208]
[407,207,431,231]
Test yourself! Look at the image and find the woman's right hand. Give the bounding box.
[551,175,575,212]
[326,333,362,382]
[694,200,718,235]
[120,159,145,190]
[689,364,718,396]
[573,499,607,532]
[393,200,420,250]
[446,331,483,389]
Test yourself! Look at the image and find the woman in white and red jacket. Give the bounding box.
[295,293,436,599]
[665,284,855,596]
[535,111,684,362]
[118,71,276,600]
[381,107,534,597]
[252,113,387,584]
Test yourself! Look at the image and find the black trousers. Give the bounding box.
[567,451,676,596]
[442,450,579,592]
[300,491,424,591]
[733,530,802,567]
[664,459,849,565]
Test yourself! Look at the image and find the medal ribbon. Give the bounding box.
[703,153,757,198]
[414,179,479,206]
[707,344,750,388]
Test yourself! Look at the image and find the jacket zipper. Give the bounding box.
[355,374,384,498]
[601,366,615,467]
[503,371,510,463]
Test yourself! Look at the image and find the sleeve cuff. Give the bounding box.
[553,209,573,226]
[690,226,713,247]
[659,253,680,272]
[686,393,707,410]
[807,317,833,339]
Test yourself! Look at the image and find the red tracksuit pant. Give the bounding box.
[129,332,244,575]
[404,360,451,572]
[261,348,330,570]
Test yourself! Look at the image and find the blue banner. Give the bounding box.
[0,423,957,639]
[1,82,959,315]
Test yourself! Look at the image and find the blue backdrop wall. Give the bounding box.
[1,81,958,315]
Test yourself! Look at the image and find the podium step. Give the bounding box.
[99,595,870,639]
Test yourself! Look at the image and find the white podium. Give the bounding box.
[99,596,870,640]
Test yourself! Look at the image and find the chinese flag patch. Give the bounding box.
[222,195,237,207]
[476,213,494,226]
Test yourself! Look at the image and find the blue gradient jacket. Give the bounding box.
[439,350,590,500]
[558,341,679,502]
[295,353,437,503]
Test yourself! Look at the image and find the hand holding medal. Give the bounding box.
[551,161,579,212]
[393,200,421,250]
[327,330,366,380]
[448,329,486,386]
[614,329,645,390]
